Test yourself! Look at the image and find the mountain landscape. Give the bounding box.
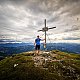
[0,50,80,80]
[0,0,80,79]
[0,39,80,80]
[0,39,80,57]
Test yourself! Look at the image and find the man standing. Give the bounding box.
[34,35,44,55]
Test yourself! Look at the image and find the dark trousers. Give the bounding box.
[35,45,40,50]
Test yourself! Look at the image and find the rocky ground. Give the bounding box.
[0,50,80,80]
[32,51,60,67]
[26,50,80,80]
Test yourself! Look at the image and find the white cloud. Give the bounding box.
[0,0,80,43]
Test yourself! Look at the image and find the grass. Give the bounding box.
[0,50,80,80]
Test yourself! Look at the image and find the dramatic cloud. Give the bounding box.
[64,37,80,40]
[0,0,80,43]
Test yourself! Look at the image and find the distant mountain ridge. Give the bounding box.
[0,42,80,57]
[0,39,22,44]
[45,43,80,54]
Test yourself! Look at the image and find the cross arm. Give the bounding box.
[38,30,43,32]
[48,27,56,29]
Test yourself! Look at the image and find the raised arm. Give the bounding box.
[41,39,45,41]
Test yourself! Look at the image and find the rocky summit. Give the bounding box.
[0,50,80,80]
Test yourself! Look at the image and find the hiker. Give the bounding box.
[34,35,45,55]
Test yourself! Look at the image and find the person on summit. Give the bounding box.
[34,35,45,55]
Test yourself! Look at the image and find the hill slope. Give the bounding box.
[0,50,80,80]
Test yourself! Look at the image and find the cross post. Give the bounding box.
[38,19,56,48]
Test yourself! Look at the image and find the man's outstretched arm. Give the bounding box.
[41,39,45,41]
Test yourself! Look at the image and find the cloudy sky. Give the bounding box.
[0,0,80,43]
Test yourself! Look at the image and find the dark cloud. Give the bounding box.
[69,6,80,16]
[60,0,80,16]
[0,0,80,41]
[48,15,60,23]
[59,0,80,4]
[65,25,80,32]
[0,0,62,15]
[0,0,26,5]
[0,0,80,16]
[63,37,80,40]
[72,25,80,30]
